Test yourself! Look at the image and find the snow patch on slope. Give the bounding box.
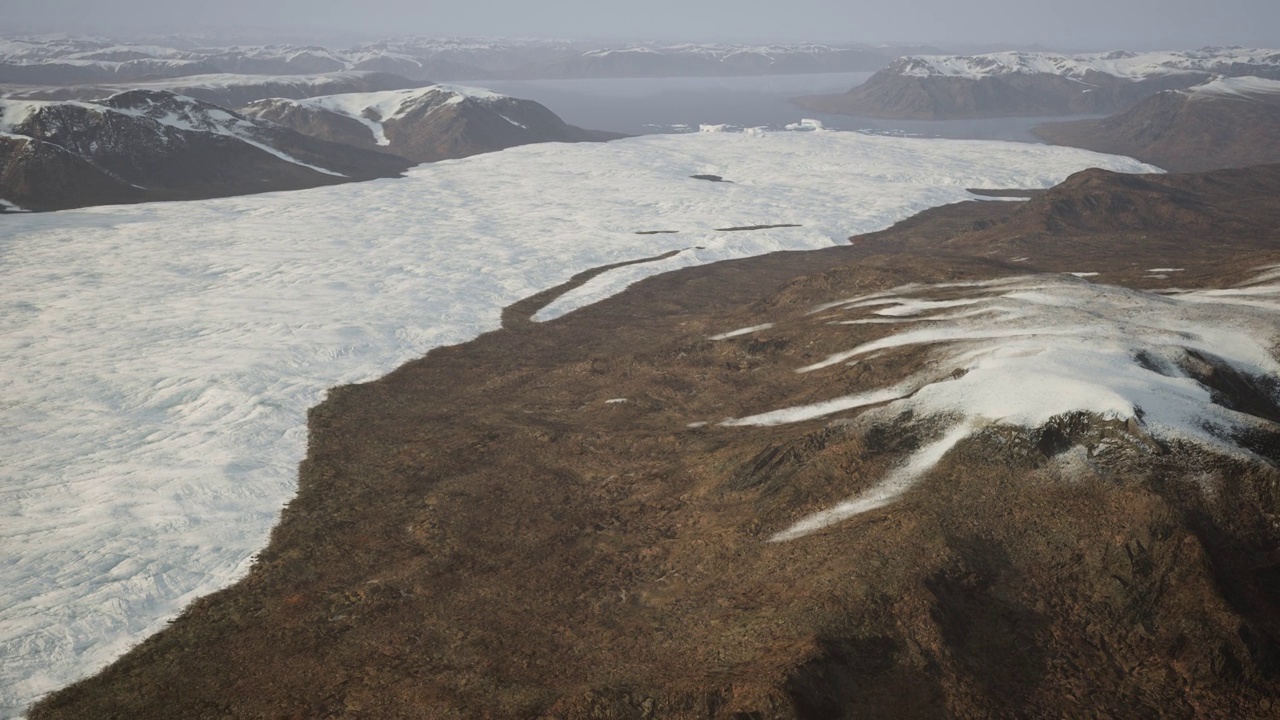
[1183,75,1280,101]
[0,94,346,177]
[721,274,1280,541]
[274,84,511,146]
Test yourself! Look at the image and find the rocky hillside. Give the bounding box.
[796,48,1280,119]
[0,90,411,211]
[241,85,623,164]
[1034,76,1280,172]
[29,164,1280,718]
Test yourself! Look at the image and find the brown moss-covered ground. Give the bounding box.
[31,165,1280,719]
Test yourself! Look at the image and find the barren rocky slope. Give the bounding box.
[1034,77,1280,172]
[30,165,1280,718]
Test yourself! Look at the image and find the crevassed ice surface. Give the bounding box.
[0,130,1155,716]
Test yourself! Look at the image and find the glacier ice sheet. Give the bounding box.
[0,130,1155,716]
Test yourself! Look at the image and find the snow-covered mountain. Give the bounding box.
[0,90,410,210]
[889,47,1280,80]
[1034,75,1280,171]
[797,47,1280,119]
[2,71,426,107]
[0,34,912,84]
[241,85,623,163]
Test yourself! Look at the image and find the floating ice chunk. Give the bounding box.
[784,118,827,132]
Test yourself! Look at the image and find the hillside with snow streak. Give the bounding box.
[241,85,619,163]
[0,90,408,210]
[713,272,1280,541]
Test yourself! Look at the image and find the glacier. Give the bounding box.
[0,129,1155,716]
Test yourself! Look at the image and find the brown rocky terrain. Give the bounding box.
[29,164,1280,718]
[0,90,412,211]
[1034,83,1280,172]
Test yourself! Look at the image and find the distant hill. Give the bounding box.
[1033,76,1280,172]
[795,48,1280,119]
[2,72,427,109]
[513,44,893,79]
[0,35,916,84]
[241,85,623,164]
[0,90,410,211]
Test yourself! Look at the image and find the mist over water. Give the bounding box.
[483,73,872,134]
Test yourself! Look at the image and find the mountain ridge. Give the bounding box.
[795,47,1280,119]
[241,85,624,164]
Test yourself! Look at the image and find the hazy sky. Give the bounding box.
[5,0,1277,50]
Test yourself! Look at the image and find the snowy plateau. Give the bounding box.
[0,129,1155,716]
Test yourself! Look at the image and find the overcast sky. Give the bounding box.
[5,0,1277,50]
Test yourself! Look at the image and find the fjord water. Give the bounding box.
[483,72,1096,141]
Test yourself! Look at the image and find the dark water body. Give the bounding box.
[483,74,1103,143]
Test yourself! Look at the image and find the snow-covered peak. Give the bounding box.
[1182,75,1280,101]
[888,47,1280,81]
[255,84,511,146]
[0,99,54,134]
[277,84,506,117]
[0,91,247,136]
